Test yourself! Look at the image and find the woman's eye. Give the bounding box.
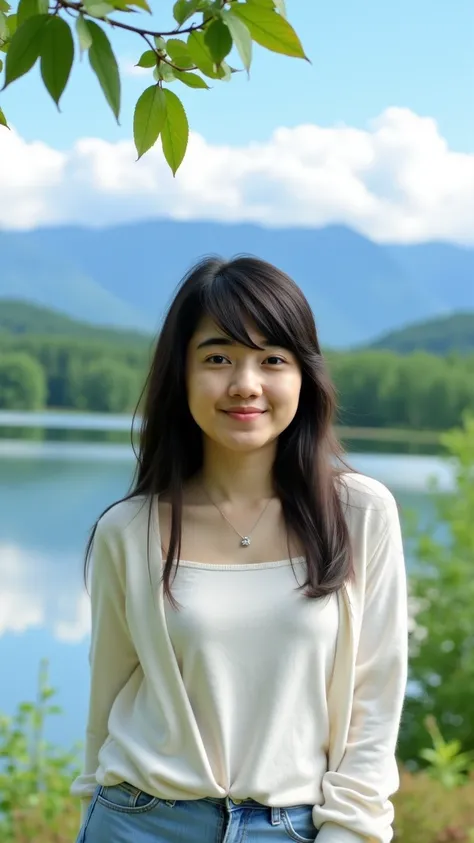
[206,355,229,364]
[265,356,286,365]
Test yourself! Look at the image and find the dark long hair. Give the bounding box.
[84,255,356,608]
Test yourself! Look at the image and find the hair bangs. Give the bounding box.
[201,266,299,354]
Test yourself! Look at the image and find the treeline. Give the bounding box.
[0,334,474,430]
[0,335,151,414]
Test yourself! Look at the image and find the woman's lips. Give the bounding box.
[223,409,266,422]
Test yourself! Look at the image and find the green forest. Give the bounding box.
[1,301,473,430]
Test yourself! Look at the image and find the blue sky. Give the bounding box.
[3,0,473,152]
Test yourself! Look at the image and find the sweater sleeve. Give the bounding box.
[314,494,409,843]
[70,517,140,825]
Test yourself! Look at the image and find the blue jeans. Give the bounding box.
[78,781,319,842]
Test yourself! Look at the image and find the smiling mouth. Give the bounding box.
[223,409,266,421]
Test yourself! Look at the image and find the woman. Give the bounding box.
[71,256,408,843]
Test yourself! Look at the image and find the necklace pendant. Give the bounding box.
[240,536,251,547]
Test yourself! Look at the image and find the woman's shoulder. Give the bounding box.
[95,493,153,540]
[335,472,404,589]
[337,470,397,508]
[336,470,400,534]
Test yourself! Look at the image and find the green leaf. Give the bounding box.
[161,88,188,176]
[156,61,175,82]
[88,19,120,120]
[165,37,193,69]
[136,48,156,68]
[175,69,209,88]
[187,30,226,79]
[0,10,8,40]
[246,0,275,8]
[0,57,2,70]
[107,0,132,9]
[0,0,11,12]
[38,0,48,11]
[154,35,165,52]
[76,14,92,52]
[83,0,114,18]
[0,105,8,126]
[173,0,199,25]
[222,9,252,72]
[232,4,306,59]
[3,13,48,88]
[40,16,74,107]
[6,12,17,36]
[125,0,150,11]
[204,19,232,65]
[133,83,166,159]
[17,0,40,28]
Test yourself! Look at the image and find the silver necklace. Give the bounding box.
[204,488,272,548]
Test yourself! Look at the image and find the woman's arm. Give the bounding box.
[70,518,139,824]
[314,493,409,843]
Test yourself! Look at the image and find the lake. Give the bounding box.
[0,433,455,760]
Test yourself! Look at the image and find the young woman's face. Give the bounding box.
[186,315,303,453]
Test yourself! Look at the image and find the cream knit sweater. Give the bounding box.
[70,472,408,843]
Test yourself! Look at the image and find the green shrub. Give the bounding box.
[0,659,82,843]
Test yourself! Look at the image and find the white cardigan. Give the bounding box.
[70,472,408,843]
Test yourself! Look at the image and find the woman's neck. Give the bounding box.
[197,439,277,504]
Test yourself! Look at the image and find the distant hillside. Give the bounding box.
[0,300,152,346]
[367,312,474,355]
[0,229,150,332]
[1,220,473,348]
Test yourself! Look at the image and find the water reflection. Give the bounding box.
[0,543,89,641]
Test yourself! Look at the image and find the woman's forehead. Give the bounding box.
[191,314,268,347]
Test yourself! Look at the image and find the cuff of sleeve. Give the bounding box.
[316,822,367,843]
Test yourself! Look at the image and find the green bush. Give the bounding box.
[399,411,474,764]
[0,660,82,843]
[0,352,47,410]
[77,358,140,413]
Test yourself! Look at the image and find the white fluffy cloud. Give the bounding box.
[1,107,474,243]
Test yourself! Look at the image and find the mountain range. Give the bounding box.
[1,220,473,348]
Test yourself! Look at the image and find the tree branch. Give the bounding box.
[57,0,213,39]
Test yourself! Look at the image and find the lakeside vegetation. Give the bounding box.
[0,302,473,431]
[2,411,474,842]
[367,311,474,356]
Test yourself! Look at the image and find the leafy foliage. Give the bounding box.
[0,0,307,173]
[399,412,474,765]
[0,351,47,409]
[419,716,474,790]
[0,659,83,843]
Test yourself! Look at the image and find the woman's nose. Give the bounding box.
[228,364,262,398]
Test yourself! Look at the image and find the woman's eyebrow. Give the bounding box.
[196,337,236,349]
[196,337,270,350]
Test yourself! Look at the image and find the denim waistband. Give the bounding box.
[204,796,283,823]
[206,796,267,808]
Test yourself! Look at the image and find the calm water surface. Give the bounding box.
[0,439,453,756]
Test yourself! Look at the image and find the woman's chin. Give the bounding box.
[212,431,275,454]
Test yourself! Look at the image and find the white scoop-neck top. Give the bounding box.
[70,472,408,843]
